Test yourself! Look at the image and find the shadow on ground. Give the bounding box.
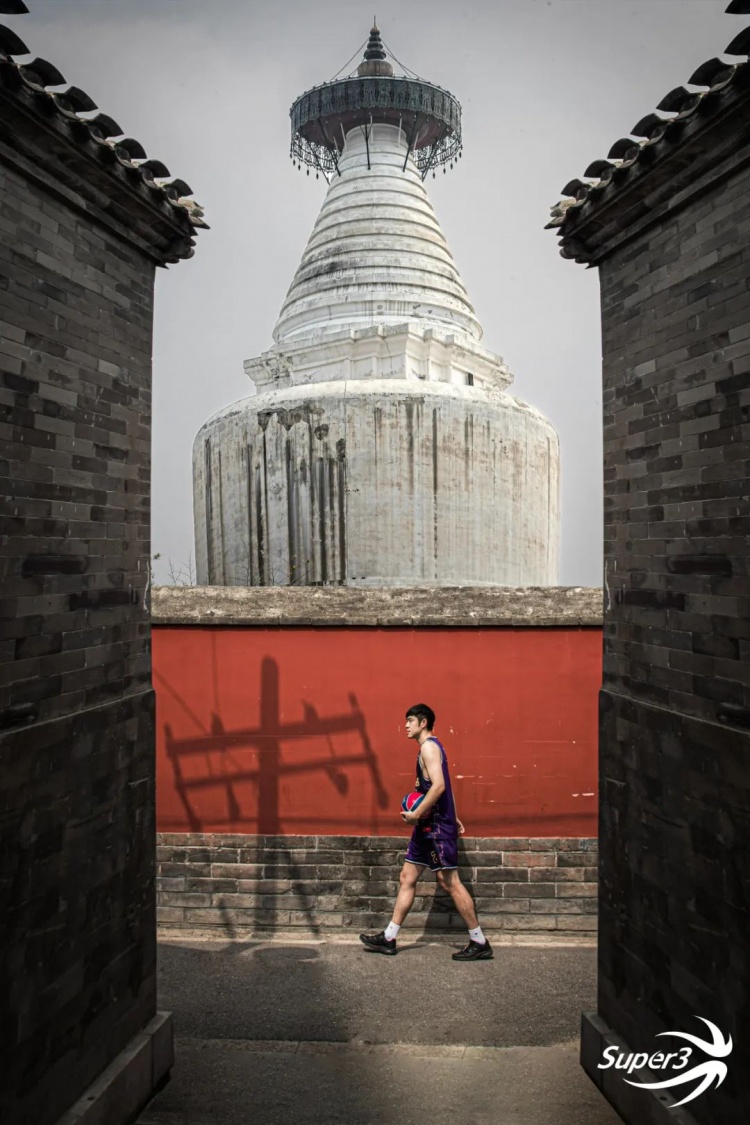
[136,939,622,1125]
[155,938,598,1047]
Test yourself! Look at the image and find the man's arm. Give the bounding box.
[401,739,445,824]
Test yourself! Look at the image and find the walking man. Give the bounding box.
[359,702,493,961]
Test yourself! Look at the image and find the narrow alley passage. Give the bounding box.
[138,937,621,1125]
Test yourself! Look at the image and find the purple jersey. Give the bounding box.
[415,736,456,828]
[405,736,459,871]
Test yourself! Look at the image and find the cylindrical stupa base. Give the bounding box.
[193,380,559,587]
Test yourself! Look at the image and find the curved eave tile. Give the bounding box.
[547,50,750,259]
[0,42,206,250]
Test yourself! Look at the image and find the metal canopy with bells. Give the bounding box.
[289,22,462,182]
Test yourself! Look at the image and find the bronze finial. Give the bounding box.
[363,22,386,61]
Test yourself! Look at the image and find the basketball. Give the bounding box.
[401,790,425,813]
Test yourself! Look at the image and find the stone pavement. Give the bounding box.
[137,935,622,1125]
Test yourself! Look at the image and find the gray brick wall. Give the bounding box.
[156,834,598,936]
[0,158,154,724]
[0,44,200,1122]
[550,50,750,1125]
[594,161,750,1123]
[0,157,159,1125]
[599,167,750,727]
[553,49,750,1124]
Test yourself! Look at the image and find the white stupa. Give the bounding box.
[194,26,559,586]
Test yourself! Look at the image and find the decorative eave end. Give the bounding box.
[547,20,750,265]
[0,11,206,264]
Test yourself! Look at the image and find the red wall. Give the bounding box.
[153,626,602,838]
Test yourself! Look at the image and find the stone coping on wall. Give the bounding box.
[151,585,603,627]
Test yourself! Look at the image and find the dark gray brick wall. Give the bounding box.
[156,834,598,936]
[0,158,153,725]
[596,159,750,1124]
[0,158,158,1125]
[1,696,156,1125]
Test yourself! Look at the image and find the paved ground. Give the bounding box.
[138,935,621,1125]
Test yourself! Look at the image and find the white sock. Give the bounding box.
[469,926,486,945]
[384,922,400,941]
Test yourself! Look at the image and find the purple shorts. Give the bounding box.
[405,820,458,871]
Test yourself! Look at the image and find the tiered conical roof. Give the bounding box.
[274,122,481,344]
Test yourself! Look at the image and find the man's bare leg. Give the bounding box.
[392,861,424,925]
[436,869,479,928]
[360,861,424,954]
[437,869,493,959]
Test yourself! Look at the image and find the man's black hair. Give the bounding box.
[406,703,435,730]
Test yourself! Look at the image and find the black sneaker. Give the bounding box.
[452,938,493,961]
[359,930,397,955]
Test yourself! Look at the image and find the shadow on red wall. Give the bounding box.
[160,654,389,834]
[153,626,602,838]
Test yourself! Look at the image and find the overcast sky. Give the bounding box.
[12,0,740,585]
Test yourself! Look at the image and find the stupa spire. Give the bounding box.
[357,20,393,77]
[363,21,386,60]
[276,30,477,345]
